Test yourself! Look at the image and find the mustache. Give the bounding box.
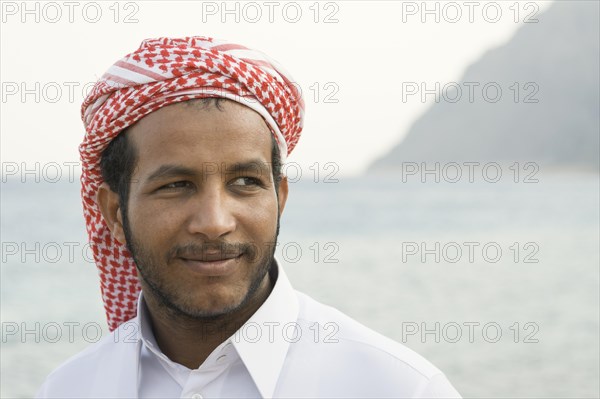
[167,242,258,261]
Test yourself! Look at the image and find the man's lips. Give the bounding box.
[178,253,244,276]
[180,252,243,262]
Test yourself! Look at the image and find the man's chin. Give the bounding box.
[174,296,247,320]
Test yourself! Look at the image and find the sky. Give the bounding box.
[1,0,554,177]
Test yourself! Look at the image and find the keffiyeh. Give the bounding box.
[80,36,305,331]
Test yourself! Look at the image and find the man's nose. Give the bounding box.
[186,189,236,240]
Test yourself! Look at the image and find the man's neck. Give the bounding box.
[142,273,273,369]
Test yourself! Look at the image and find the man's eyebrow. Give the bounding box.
[224,159,271,174]
[145,164,197,183]
[145,160,271,182]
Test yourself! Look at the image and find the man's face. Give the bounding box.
[120,100,287,319]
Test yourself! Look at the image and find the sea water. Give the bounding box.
[1,174,598,397]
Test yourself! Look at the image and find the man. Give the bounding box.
[37,36,461,398]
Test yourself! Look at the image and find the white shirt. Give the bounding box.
[37,260,461,398]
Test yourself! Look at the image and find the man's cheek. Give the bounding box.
[133,204,173,227]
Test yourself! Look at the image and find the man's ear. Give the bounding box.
[96,182,126,244]
[277,175,289,217]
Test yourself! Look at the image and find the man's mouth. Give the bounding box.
[178,252,244,276]
[180,252,243,262]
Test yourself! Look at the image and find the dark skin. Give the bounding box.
[97,100,288,368]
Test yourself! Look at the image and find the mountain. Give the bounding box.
[368,1,599,174]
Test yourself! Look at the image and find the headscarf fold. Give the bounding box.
[80,36,304,331]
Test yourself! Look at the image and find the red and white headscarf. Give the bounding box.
[80,36,305,331]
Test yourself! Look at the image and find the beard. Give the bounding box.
[122,210,281,322]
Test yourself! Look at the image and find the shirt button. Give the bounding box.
[191,394,203,399]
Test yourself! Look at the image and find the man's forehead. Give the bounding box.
[132,99,269,129]
[126,100,273,150]
[123,104,274,182]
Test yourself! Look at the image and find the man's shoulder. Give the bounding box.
[294,290,440,376]
[289,290,461,398]
[36,321,139,398]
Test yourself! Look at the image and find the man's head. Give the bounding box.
[80,36,303,330]
[97,98,288,320]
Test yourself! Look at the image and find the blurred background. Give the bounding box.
[1,1,599,397]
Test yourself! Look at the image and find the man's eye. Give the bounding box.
[230,177,262,187]
[160,181,191,190]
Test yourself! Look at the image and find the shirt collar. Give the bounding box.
[137,292,193,386]
[231,257,299,398]
[135,257,299,398]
